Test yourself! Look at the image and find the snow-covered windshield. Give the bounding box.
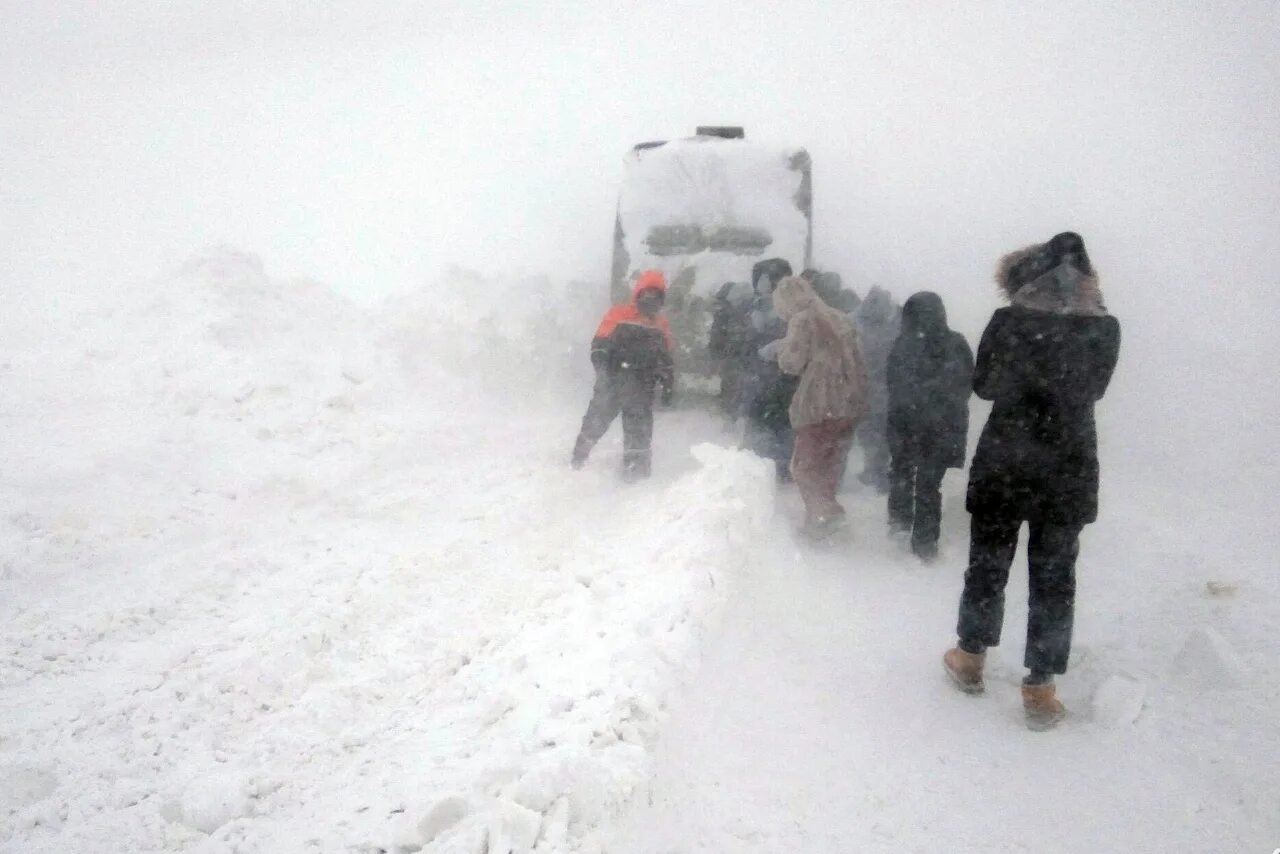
[644,224,773,257]
[617,138,810,298]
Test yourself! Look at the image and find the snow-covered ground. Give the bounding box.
[1,250,777,852]
[3,248,1277,853]
[604,483,1280,852]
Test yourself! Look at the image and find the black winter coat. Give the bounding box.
[965,305,1121,525]
[886,293,974,469]
[744,299,799,430]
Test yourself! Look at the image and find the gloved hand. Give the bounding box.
[758,340,782,361]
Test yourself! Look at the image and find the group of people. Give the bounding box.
[708,261,903,495]
[569,232,1120,729]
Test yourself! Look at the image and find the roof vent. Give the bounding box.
[695,126,745,139]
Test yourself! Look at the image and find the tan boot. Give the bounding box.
[943,647,986,694]
[1022,682,1067,731]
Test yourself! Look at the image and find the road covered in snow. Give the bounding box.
[2,249,1277,853]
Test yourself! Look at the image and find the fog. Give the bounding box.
[4,1,1279,472]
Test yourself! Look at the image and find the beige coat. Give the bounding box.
[772,276,870,429]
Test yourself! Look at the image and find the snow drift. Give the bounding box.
[0,250,775,853]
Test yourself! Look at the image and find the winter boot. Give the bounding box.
[912,539,939,564]
[570,435,592,470]
[621,451,651,483]
[801,512,850,544]
[1021,682,1066,731]
[943,647,986,694]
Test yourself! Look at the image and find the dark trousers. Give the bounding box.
[887,455,946,551]
[856,414,891,492]
[717,360,748,419]
[957,514,1082,674]
[572,372,655,477]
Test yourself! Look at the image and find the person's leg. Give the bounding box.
[777,424,796,484]
[887,453,915,535]
[790,424,824,525]
[817,419,856,519]
[911,460,947,559]
[572,373,620,466]
[956,513,1022,653]
[619,378,655,480]
[1025,520,1083,677]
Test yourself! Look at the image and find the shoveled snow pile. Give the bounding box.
[0,249,773,853]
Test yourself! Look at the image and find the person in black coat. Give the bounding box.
[708,280,755,420]
[741,258,799,482]
[886,292,974,561]
[943,232,1120,730]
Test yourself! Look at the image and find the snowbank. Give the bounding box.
[0,248,776,853]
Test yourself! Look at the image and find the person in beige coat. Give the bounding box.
[762,276,870,537]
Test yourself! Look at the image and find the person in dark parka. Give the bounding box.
[742,258,799,482]
[708,280,755,420]
[852,286,901,492]
[886,292,974,561]
[942,232,1120,730]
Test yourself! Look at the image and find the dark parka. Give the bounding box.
[965,249,1121,525]
[886,292,974,469]
[744,258,799,432]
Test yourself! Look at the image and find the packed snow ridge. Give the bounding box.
[0,247,774,853]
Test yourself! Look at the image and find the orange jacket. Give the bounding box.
[590,271,674,389]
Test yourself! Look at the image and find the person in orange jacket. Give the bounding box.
[571,269,675,480]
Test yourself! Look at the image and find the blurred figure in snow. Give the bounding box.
[851,286,901,492]
[571,269,675,481]
[742,258,799,482]
[942,232,1120,730]
[707,280,756,422]
[761,276,868,539]
[886,292,974,562]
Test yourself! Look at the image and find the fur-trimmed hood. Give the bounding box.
[995,244,1045,297]
[995,243,1107,317]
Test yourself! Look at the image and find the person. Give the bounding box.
[742,258,798,482]
[571,269,675,480]
[942,232,1120,730]
[886,292,974,562]
[707,280,755,422]
[852,286,901,492]
[763,276,868,539]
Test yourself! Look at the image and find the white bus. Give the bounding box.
[609,127,813,377]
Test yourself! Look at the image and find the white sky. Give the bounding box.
[3,1,1275,303]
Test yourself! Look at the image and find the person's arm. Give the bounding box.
[951,332,976,400]
[590,307,622,371]
[1086,316,1121,402]
[972,310,1012,401]
[776,314,812,376]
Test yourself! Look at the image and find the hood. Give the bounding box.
[772,275,822,321]
[901,291,948,336]
[855,286,896,324]
[1012,262,1108,317]
[994,242,1069,298]
[752,257,794,295]
[718,280,754,308]
[631,269,667,301]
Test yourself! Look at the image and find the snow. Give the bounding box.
[3,7,1279,848]
[3,238,1278,852]
[617,137,810,296]
[602,485,1280,853]
[0,251,775,851]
